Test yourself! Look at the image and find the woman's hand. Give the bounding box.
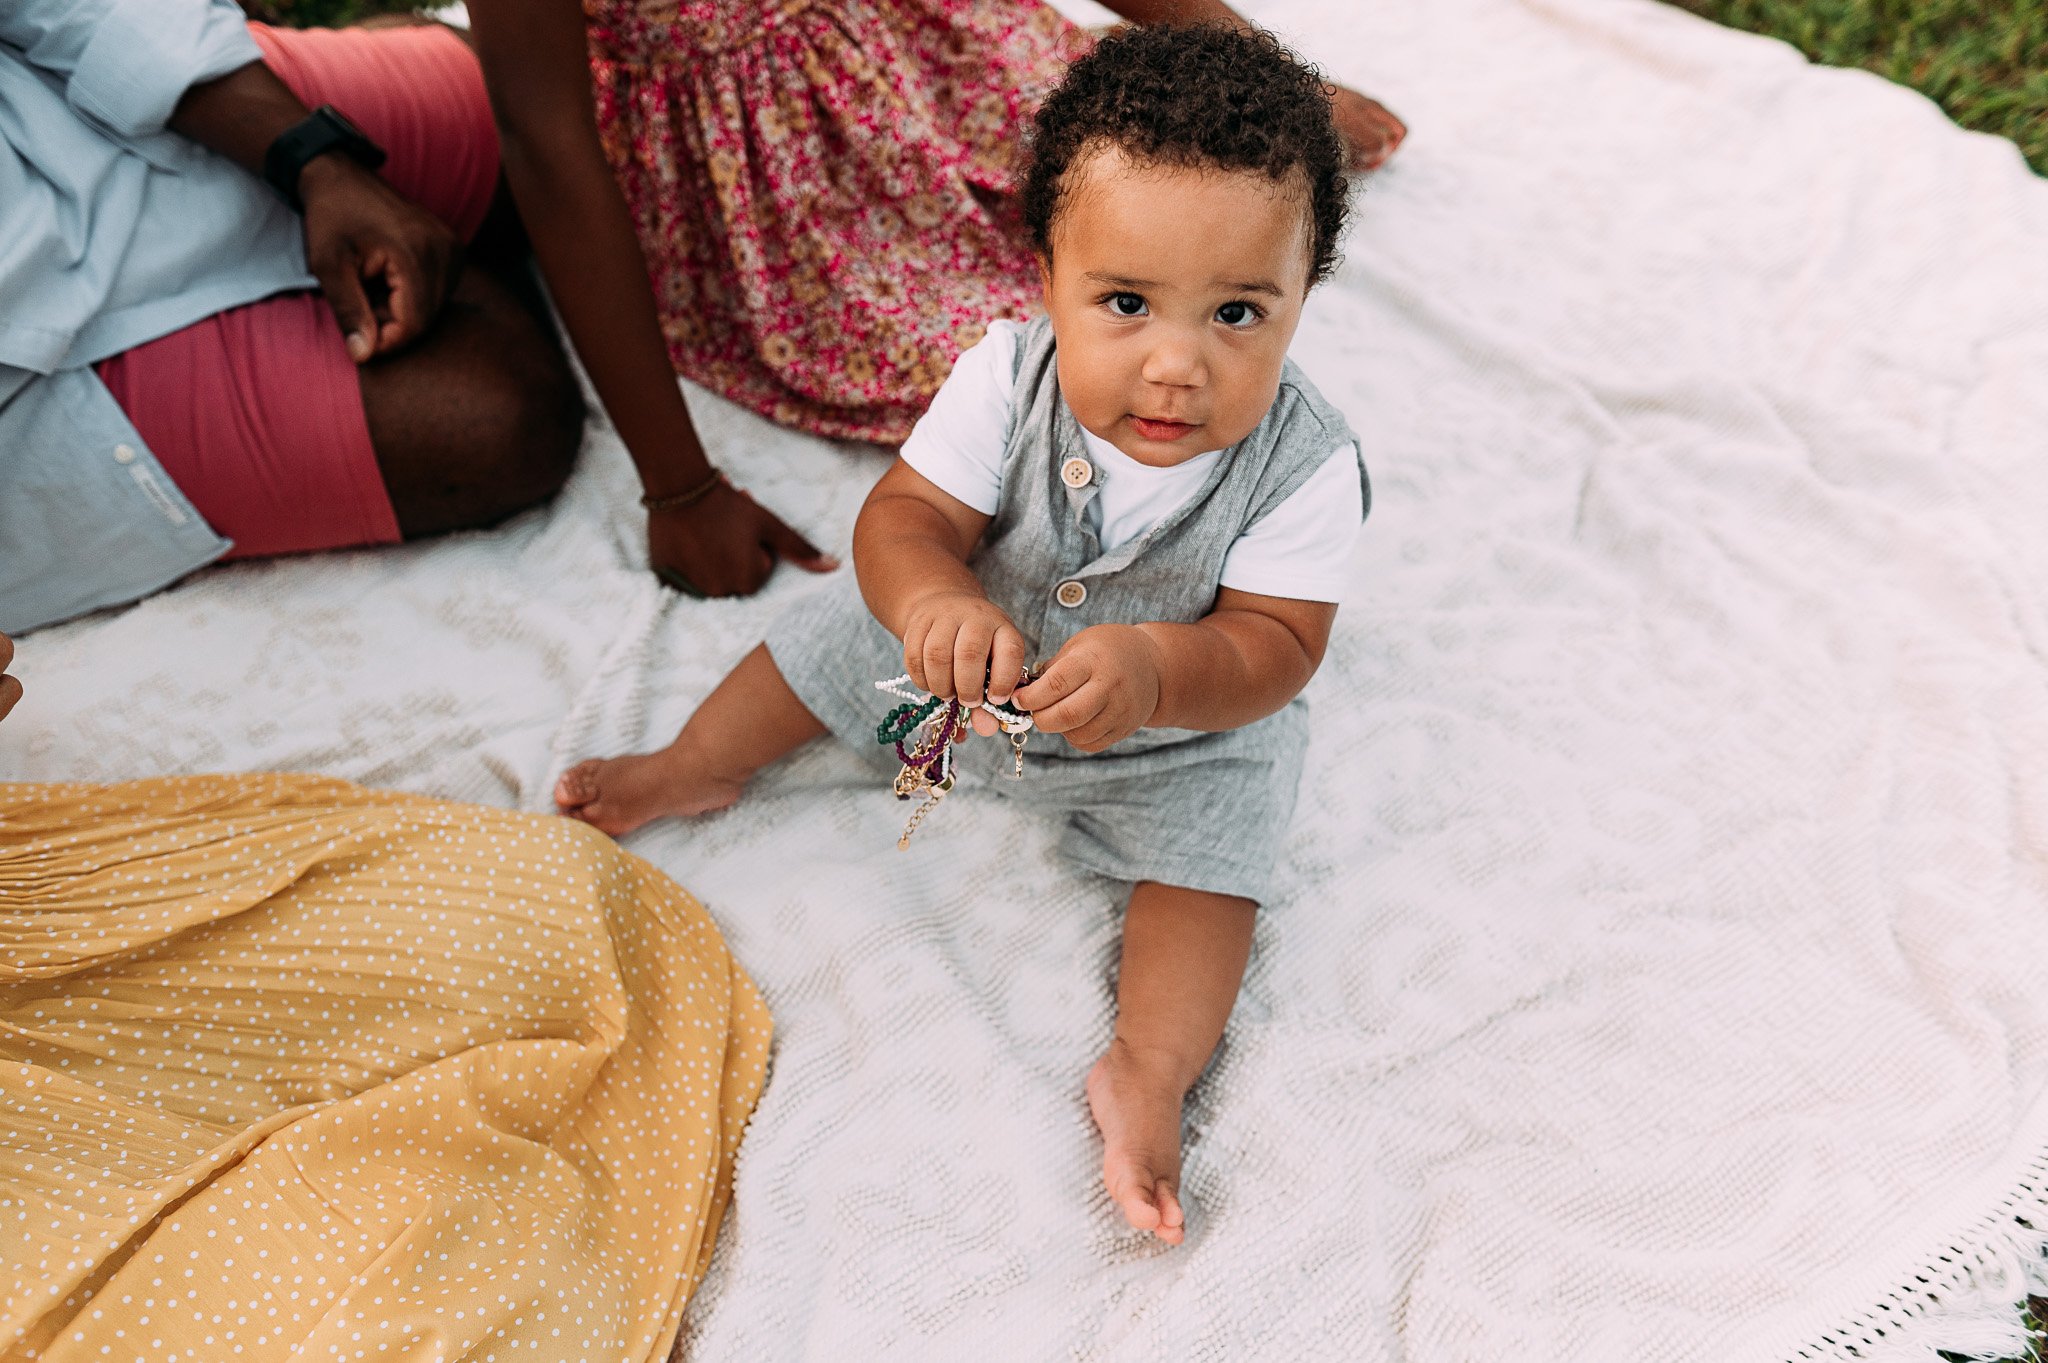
[647,482,837,598]
[1014,624,1164,753]
[1329,83,1406,172]
[0,632,21,723]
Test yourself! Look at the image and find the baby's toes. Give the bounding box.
[1104,1156,1166,1233]
[1153,1182,1186,1244]
[554,760,604,814]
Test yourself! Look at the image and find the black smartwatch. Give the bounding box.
[262,105,387,212]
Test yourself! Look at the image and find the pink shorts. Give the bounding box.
[94,22,500,560]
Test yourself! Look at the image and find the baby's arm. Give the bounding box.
[1015,590,1336,752]
[1146,589,1336,728]
[852,462,1029,707]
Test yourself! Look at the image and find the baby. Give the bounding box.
[557,23,1369,1244]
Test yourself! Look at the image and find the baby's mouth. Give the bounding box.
[1131,416,1199,441]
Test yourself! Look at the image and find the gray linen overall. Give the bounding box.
[766,315,1367,902]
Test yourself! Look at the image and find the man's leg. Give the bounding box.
[94,257,580,558]
[359,267,583,538]
[96,20,581,559]
[252,19,584,538]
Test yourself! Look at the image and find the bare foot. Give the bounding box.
[1330,84,1407,172]
[1086,1039,1189,1245]
[553,737,745,836]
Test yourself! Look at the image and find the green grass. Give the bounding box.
[1673,0,2048,173]
[240,0,407,27]
[1949,1295,2048,1363]
[2023,1298,2048,1363]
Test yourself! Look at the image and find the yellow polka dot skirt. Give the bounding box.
[0,773,772,1361]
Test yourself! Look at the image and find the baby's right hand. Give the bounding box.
[900,591,1028,708]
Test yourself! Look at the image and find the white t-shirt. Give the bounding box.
[899,321,1364,603]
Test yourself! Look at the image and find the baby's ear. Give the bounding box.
[1036,256,1053,307]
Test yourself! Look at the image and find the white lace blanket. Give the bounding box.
[7,0,2048,1357]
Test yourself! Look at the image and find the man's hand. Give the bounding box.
[169,58,459,362]
[1329,84,1406,172]
[900,591,1028,707]
[299,155,459,363]
[0,632,21,724]
[647,481,838,598]
[1014,624,1164,753]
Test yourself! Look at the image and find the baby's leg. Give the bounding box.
[1086,881,1256,1246]
[555,643,827,835]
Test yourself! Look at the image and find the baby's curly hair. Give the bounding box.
[1021,24,1349,286]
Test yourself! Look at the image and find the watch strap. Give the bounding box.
[262,105,388,212]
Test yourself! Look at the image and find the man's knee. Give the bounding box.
[362,267,586,536]
[472,322,584,510]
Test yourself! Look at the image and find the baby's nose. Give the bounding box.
[1141,339,1205,386]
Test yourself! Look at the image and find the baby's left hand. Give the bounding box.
[1013,625,1163,754]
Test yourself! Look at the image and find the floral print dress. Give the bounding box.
[584,0,1087,444]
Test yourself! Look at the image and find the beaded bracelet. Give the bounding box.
[639,471,726,514]
[873,674,1033,849]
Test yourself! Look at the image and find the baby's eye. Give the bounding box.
[1106,293,1148,317]
[1216,301,1263,327]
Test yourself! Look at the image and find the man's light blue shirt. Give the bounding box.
[1,0,322,633]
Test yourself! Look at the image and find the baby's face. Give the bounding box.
[1040,146,1314,467]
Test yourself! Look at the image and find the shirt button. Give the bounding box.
[113,444,137,465]
[1055,579,1088,608]
[1060,456,1094,489]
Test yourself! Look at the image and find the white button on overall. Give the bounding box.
[113,444,137,465]
[1055,579,1088,608]
[1060,456,1094,489]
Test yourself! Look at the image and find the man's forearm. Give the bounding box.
[169,58,309,176]
[4,0,266,139]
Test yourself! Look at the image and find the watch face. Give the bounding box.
[311,105,386,171]
[319,105,369,142]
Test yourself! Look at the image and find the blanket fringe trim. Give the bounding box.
[1793,1147,2048,1362]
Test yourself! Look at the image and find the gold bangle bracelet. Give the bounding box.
[639,471,726,514]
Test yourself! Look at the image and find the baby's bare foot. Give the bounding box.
[553,739,744,836]
[1086,1039,1189,1245]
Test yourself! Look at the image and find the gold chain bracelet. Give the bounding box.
[639,471,726,514]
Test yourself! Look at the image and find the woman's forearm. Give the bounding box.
[497,125,715,497]
[469,0,711,498]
